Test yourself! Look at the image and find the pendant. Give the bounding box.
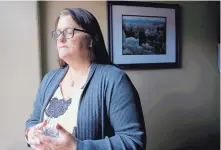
[69,81,74,87]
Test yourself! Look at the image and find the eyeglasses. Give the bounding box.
[51,28,88,40]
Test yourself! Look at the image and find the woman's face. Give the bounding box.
[56,15,90,62]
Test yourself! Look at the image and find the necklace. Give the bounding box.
[69,80,75,87]
[68,64,91,87]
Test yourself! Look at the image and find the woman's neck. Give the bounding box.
[68,60,91,76]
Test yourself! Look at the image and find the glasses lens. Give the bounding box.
[64,28,74,39]
[52,30,61,40]
[52,28,75,40]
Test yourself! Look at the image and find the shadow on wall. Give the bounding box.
[173,133,220,150]
[145,86,220,150]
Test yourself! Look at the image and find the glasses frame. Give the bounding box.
[51,28,88,40]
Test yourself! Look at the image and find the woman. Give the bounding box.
[25,8,146,150]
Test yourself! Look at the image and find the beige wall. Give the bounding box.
[0,1,41,150]
[40,1,219,150]
[0,1,219,150]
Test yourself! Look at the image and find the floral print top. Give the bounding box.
[43,86,83,137]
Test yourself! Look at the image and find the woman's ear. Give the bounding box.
[89,39,93,48]
[90,34,98,48]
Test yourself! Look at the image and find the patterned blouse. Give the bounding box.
[43,85,83,137]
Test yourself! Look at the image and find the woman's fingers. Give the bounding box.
[30,144,42,150]
[35,120,47,130]
[26,121,48,149]
[27,128,40,145]
[32,123,72,150]
[34,130,57,149]
[27,136,40,145]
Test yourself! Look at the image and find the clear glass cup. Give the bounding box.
[42,118,59,138]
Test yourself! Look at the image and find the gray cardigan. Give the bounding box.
[25,63,147,150]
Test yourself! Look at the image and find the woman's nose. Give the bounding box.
[57,33,66,43]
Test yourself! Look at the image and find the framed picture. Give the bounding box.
[107,1,181,69]
[218,43,220,72]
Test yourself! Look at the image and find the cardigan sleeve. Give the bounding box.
[76,72,147,150]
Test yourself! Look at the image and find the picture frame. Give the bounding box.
[107,1,181,69]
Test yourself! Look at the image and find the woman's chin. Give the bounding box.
[58,48,70,58]
[58,52,71,60]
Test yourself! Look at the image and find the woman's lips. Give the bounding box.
[59,46,67,48]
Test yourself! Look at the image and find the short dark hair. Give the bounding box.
[54,8,112,68]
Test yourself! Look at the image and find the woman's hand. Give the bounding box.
[26,120,47,149]
[33,123,76,150]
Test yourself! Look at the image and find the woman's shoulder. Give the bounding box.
[94,64,137,94]
[95,64,127,80]
[41,67,67,83]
